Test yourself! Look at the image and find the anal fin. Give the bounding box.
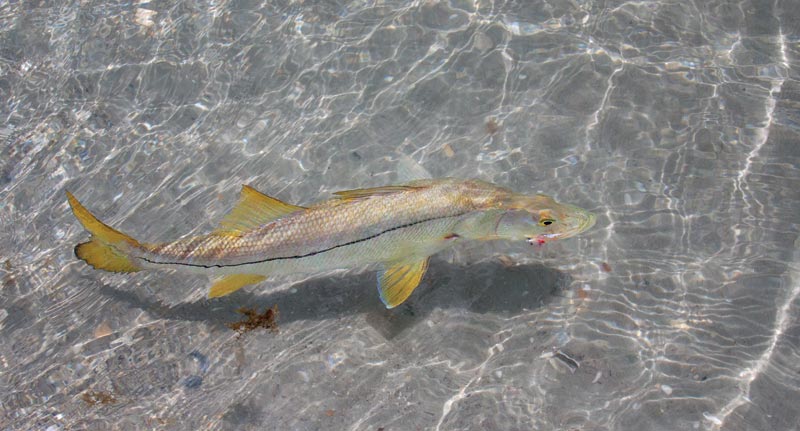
[208,274,266,298]
[377,258,429,309]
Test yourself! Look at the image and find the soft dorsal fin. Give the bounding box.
[208,274,267,298]
[377,257,430,308]
[214,185,305,236]
[333,185,419,200]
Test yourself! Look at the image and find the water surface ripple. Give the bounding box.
[1,1,799,430]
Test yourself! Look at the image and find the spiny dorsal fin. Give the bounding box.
[213,185,305,236]
[333,185,420,200]
[208,274,267,298]
[377,257,430,308]
[396,155,433,182]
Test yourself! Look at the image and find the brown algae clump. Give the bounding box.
[81,390,117,406]
[227,304,279,335]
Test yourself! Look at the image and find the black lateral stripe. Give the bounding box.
[141,212,466,269]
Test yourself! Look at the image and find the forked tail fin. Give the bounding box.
[66,192,142,273]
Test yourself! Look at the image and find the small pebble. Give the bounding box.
[661,384,673,395]
[473,31,493,52]
[189,351,209,373]
[486,118,500,134]
[134,8,157,27]
[577,288,589,300]
[183,375,203,389]
[93,322,112,339]
[497,255,515,267]
[442,143,455,158]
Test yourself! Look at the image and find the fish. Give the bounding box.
[67,178,595,308]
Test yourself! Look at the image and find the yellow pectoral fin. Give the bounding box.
[208,274,267,298]
[213,185,305,236]
[377,258,430,309]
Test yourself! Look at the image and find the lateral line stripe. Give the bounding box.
[141,212,466,269]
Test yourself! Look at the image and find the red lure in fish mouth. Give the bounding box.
[526,237,547,246]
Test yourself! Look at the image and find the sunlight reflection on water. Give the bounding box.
[1,1,799,430]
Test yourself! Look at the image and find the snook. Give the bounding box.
[68,178,595,308]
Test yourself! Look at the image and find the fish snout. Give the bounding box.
[581,211,597,232]
[532,207,595,243]
[567,209,596,237]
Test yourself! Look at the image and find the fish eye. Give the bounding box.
[539,218,555,227]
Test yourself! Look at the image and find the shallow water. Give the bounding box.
[1,1,799,430]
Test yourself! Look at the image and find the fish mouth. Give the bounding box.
[526,236,544,245]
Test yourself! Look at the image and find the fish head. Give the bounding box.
[494,194,596,244]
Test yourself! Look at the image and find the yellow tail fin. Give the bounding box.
[67,192,141,273]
